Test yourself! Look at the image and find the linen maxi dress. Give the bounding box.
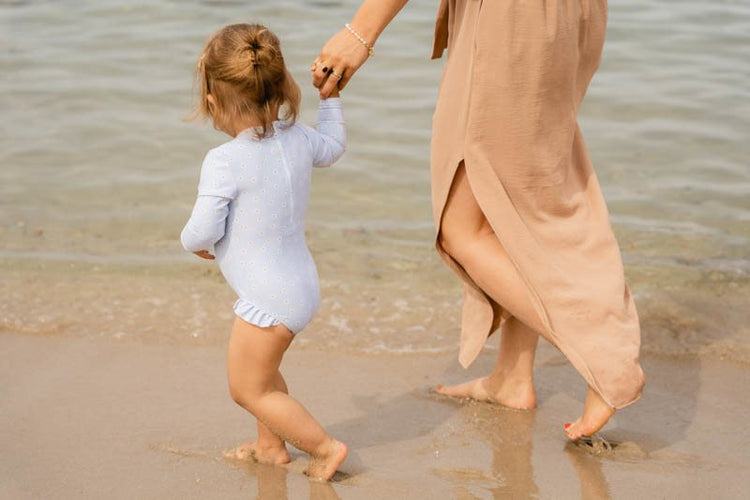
[430,0,644,409]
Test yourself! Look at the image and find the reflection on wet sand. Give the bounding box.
[230,459,341,500]
[230,460,288,499]
[435,397,616,499]
[429,398,540,498]
[309,480,343,500]
[475,408,539,498]
[565,443,611,500]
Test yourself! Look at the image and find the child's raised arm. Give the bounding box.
[180,149,237,255]
[303,98,346,168]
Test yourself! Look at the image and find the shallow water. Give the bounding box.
[1,0,749,361]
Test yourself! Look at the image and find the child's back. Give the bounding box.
[182,101,344,332]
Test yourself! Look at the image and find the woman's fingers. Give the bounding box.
[320,66,344,98]
[311,59,331,88]
[193,250,215,260]
[338,71,353,92]
[312,56,347,96]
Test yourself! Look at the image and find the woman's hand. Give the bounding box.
[193,250,215,260]
[312,28,371,98]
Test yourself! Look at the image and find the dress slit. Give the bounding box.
[430,0,644,409]
[436,159,617,408]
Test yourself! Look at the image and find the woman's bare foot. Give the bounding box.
[564,387,616,440]
[305,439,348,481]
[435,374,537,410]
[223,441,291,465]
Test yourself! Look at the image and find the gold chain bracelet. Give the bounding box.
[345,23,375,57]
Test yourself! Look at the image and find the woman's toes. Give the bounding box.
[564,389,617,441]
[434,378,488,400]
[565,419,584,440]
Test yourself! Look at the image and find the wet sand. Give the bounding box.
[2,332,749,499]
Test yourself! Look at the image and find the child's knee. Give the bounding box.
[228,381,250,407]
[228,380,266,410]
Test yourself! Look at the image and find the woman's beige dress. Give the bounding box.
[430,0,644,408]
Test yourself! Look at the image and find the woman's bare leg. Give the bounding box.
[437,163,615,433]
[437,316,539,409]
[227,317,347,479]
[436,163,541,408]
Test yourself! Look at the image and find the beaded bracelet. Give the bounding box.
[345,23,375,57]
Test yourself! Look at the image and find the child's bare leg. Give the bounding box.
[227,317,347,480]
[225,371,291,464]
[253,372,291,461]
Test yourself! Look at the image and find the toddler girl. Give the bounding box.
[180,23,347,480]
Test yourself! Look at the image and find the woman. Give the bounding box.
[312,0,644,439]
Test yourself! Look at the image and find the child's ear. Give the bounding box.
[206,94,217,114]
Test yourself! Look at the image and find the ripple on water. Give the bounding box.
[0,0,748,358]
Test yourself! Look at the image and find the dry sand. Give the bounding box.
[1,332,749,499]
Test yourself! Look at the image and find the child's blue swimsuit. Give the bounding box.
[181,98,345,333]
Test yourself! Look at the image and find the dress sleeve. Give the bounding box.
[304,97,346,168]
[180,149,236,253]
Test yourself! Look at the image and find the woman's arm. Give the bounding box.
[348,0,410,45]
[313,0,409,98]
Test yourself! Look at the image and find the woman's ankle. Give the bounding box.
[487,370,534,391]
[484,373,537,409]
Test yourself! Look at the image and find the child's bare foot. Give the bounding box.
[564,387,616,440]
[305,439,348,481]
[223,441,291,465]
[435,374,537,410]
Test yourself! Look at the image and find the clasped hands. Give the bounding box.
[311,27,371,98]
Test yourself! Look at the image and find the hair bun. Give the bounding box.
[244,29,278,70]
[192,23,300,138]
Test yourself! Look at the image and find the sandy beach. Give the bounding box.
[2,0,749,498]
[2,331,748,499]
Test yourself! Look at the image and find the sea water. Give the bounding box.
[1,0,748,361]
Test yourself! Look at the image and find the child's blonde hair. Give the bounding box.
[192,23,300,137]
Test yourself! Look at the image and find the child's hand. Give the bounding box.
[327,87,340,98]
[193,250,215,260]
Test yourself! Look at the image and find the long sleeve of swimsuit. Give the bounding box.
[180,148,237,253]
[303,98,346,168]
